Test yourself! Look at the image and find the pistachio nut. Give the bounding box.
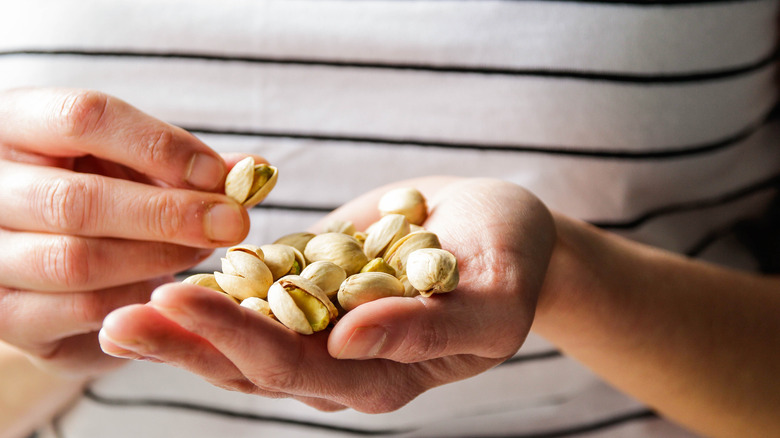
[299,261,347,298]
[214,250,274,300]
[267,275,338,334]
[405,248,459,297]
[224,156,278,208]
[322,219,356,236]
[260,244,306,280]
[181,273,225,293]
[240,297,275,319]
[337,272,405,312]
[226,244,265,260]
[378,187,428,226]
[273,232,316,254]
[363,214,410,260]
[360,258,396,277]
[384,230,441,275]
[304,232,368,276]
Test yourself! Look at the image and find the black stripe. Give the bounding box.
[500,349,564,365]
[593,173,780,230]
[0,47,776,83]
[185,113,767,160]
[470,409,658,438]
[83,387,413,436]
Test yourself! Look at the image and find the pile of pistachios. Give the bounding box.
[182,157,459,335]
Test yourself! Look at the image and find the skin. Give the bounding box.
[1,88,778,438]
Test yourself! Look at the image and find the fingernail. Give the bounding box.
[336,326,387,359]
[186,153,225,190]
[204,203,245,243]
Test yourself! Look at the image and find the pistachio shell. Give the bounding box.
[384,230,441,275]
[300,261,347,298]
[267,275,337,334]
[337,272,405,312]
[274,232,316,254]
[322,220,356,236]
[214,271,270,300]
[226,244,265,260]
[304,232,368,276]
[214,251,274,300]
[378,187,428,226]
[363,214,410,259]
[260,244,306,280]
[406,248,459,297]
[240,297,275,318]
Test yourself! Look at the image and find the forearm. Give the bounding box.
[0,341,85,438]
[532,213,780,438]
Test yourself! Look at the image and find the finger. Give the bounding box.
[0,228,211,291]
[0,277,167,351]
[144,284,431,413]
[0,160,249,246]
[100,302,286,398]
[0,88,225,191]
[26,331,129,378]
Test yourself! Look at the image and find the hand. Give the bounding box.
[0,88,251,377]
[99,177,556,412]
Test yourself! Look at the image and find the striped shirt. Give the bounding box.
[2,0,777,436]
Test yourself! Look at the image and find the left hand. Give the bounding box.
[98,177,556,412]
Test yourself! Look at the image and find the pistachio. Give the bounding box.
[322,219,356,236]
[378,187,428,226]
[363,214,410,259]
[406,248,459,297]
[267,275,338,334]
[240,297,275,319]
[337,272,405,312]
[384,230,441,275]
[224,157,278,208]
[260,244,306,280]
[273,232,315,254]
[304,232,368,276]
[397,274,420,297]
[360,258,396,276]
[300,261,347,299]
[214,250,274,300]
[181,273,225,292]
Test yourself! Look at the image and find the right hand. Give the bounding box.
[0,87,251,377]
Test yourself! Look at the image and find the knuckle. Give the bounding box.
[138,127,176,164]
[36,175,95,234]
[56,90,109,138]
[145,192,183,240]
[39,236,92,289]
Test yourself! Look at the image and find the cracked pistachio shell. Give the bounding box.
[384,230,441,275]
[240,297,275,319]
[363,214,410,260]
[300,261,347,298]
[337,272,405,312]
[182,273,225,293]
[360,258,396,276]
[406,248,459,297]
[273,232,316,254]
[260,244,306,280]
[224,157,278,208]
[226,244,265,260]
[322,220,356,236]
[267,275,338,335]
[378,187,428,226]
[214,251,274,300]
[304,232,369,276]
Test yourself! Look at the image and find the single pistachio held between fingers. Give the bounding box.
[273,232,316,254]
[337,272,405,312]
[304,232,369,276]
[300,261,347,299]
[240,297,275,319]
[214,250,274,300]
[260,244,306,280]
[405,248,459,297]
[267,275,338,335]
[363,214,410,259]
[378,187,428,226]
[225,156,278,208]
